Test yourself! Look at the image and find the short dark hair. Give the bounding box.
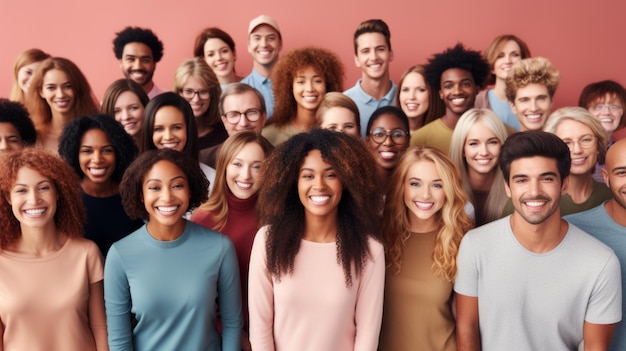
[113,26,164,62]
[499,130,571,185]
[366,106,409,136]
[425,43,490,91]
[120,148,209,220]
[353,19,391,54]
[58,114,138,183]
[0,99,36,146]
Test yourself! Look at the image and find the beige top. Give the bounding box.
[379,229,456,351]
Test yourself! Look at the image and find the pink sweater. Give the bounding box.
[248,226,385,351]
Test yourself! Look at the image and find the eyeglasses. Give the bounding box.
[590,104,623,113]
[180,89,210,100]
[368,127,408,145]
[563,136,596,150]
[223,108,262,124]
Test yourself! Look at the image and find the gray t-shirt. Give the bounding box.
[455,216,622,351]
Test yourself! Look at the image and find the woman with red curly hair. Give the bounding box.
[261,46,344,146]
[0,148,108,350]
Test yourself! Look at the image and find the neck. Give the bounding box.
[218,72,239,85]
[302,215,338,243]
[81,179,118,198]
[566,174,593,203]
[604,200,626,227]
[360,75,391,100]
[468,168,496,191]
[146,219,187,241]
[13,223,66,256]
[409,213,440,233]
[440,110,462,130]
[143,81,155,95]
[51,110,75,132]
[493,78,508,101]
[253,62,274,78]
[408,115,426,135]
[509,212,566,253]
[292,108,317,131]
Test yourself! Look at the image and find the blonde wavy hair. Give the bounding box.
[505,57,559,103]
[382,146,473,281]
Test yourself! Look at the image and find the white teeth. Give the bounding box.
[525,114,542,121]
[161,143,178,149]
[25,208,46,216]
[600,118,614,123]
[89,168,107,176]
[451,98,466,104]
[380,151,396,160]
[525,201,545,207]
[310,195,330,204]
[303,96,318,102]
[414,201,433,210]
[236,181,252,189]
[405,103,418,110]
[571,158,586,165]
[157,205,178,213]
[475,159,491,165]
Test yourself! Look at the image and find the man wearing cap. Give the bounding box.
[241,15,282,118]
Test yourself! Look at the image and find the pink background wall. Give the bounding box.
[3,0,625,108]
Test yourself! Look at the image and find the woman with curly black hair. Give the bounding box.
[262,46,344,146]
[58,114,142,255]
[249,129,385,350]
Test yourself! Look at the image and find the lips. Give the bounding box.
[524,200,546,208]
[450,97,467,106]
[475,158,492,165]
[380,151,396,160]
[303,95,318,103]
[404,103,419,111]
[55,100,71,108]
[156,205,179,215]
[570,157,587,165]
[310,195,330,204]
[89,167,108,176]
[160,142,179,149]
[235,181,252,190]
[414,201,434,210]
[24,208,46,217]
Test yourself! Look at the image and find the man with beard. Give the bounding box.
[455,131,621,351]
[113,26,165,99]
[565,138,626,351]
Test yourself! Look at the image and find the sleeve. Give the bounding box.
[217,235,243,351]
[86,242,109,351]
[248,227,276,351]
[86,240,104,283]
[104,246,133,351]
[585,252,622,324]
[354,239,386,351]
[454,233,479,297]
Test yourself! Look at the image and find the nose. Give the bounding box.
[479,143,488,155]
[238,114,251,128]
[418,183,432,199]
[382,133,393,146]
[191,93,201,102]
[131,59,141,70]
[452,83,462,95]
[27,188,39,204]
[242,165,252,179]
[528,178,541,196]
[313,174,326,189]
[161,187,173,202]
[259,37,267,47]
[163,128,173,140]
[93,150,103,163]
[529,99,538,111]
[0,139,7,151]
[570,141,582,154]
[55,86,66,98]
[304,80,314,91]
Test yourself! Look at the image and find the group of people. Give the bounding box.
[1,13,625,351]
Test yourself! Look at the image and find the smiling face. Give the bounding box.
[120,42,155,87]
[354,32,393,80]
[204,38,236,82]
[554,119,597,176]
[319,107,360,137]
[0,123,23,152]
[404,160,445,230]
[464,121,501,177]
[226,142,265,199]
[587,94,624,135]
[180,76,210,117]
[366,113,409,170]
[511,83,553,131]
[505,156,566,225]
[293,66,326,112]
[492,40,522,81]
[9,167,57,230]
[152,106,187,152]
[18,61,42,94]
[40,69,75,116]
[114,91,145,136]
[79,128,116,187]
[399,72,429,119]
[298,149,343,221]
[439,68,478,116]
[247,25,282,67]
[221,91,266,135]
[603,141,626,210]
[143,160,190,227]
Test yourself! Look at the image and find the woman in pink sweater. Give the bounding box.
[249,129,385,351]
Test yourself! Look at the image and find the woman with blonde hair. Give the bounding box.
[315,92,361,138]
[10,48,50,103]
[396,65,444,135]
[449,108,509,225]
[25,57,99,152]
[173,57,227,151]
[380,146,473,351]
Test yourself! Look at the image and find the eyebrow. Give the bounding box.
[408,177,442,182]
[145,175,186,183]
[13,180,50,187]
[612,166,626,173]
[300,166,334,172]
[511,171,558,179]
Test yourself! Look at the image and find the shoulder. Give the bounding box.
[564,204,605,223]
[411,119,443,139]
[367,236,385,259]
[565,222,616,255]
[462,217,510,244]
[69,236,101,256]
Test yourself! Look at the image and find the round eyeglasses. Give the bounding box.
[223,108,262,124]
[368,127,409,145]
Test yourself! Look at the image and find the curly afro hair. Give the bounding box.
[0,148,86,248]
[120,148,209,220]
[258,128,382,286]
[58,114,138,183]
[113,26,164,62]
[270,46,344,127]
[0,98,37,146]
[425,43,490,92]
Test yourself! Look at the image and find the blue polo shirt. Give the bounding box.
[344,79,397,137]
[241,69,274,118]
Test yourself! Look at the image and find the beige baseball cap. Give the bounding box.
[248,15,281,36]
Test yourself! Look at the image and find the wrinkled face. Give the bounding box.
[114,91,145,136]
[554,119,598,176]
[18,61,42,94]
[463,121,501,176]
[9,167,57,229]
[399,72,429,119]
[319,107,360,138]
[179,76,210,117]
[152,106,187,152]
[226,142,265,200]
[221,91,266,135]
[492,40,522,81]
[298,149,343,221]
[204,38,236,81]
[40,69,75,116]
[120,42,155,87]
[587,94,624,135]
[354,32,393,80]
[511,83,553,131]
[403,160,445,229]
[505,156,566,225]
[79,128,116,186]
[439,68,478,116]
[0,123,23,152]
[142,160,190,227]
[247,25,282,67]
[293,66,326,112]
[366,113,409,170]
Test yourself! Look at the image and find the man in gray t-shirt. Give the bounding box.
[455,131,621,351]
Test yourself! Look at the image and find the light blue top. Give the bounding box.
[344,79,397,137]
[565,203,626,351]
[488,89,520,131]
[104,221,242,351]
[241,68,274,118]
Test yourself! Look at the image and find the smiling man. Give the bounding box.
[455,131,621,351]
[113,26,165,99]
[505,57,559,131]
[241,15,282,119]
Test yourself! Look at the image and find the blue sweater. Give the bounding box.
[104,221,242,351]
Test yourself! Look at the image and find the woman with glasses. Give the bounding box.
[366,106,410,195]
[173,58,228,152]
